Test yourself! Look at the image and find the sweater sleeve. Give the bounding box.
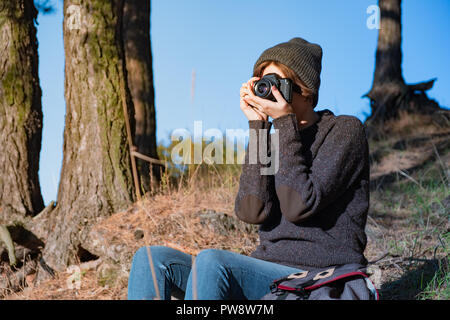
[234,119,277,224]
[271,112,368,224]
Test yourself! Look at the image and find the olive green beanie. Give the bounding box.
[253,37,323,107]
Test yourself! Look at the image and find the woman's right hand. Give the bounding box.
[240,77,268,121]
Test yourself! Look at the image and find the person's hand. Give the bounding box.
[243,81,295,120]
[240,77,269,121]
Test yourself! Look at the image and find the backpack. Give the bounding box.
[261,263,379,300]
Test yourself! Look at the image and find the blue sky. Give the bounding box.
[36,0,450,205]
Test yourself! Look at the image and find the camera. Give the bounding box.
[253,73,294,103]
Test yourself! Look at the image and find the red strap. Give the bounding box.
[277,271,380,300]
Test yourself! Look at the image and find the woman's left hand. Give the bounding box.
[243,84,295,119]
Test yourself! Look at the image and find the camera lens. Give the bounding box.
[254,80,271,98]
[257,83,269,95]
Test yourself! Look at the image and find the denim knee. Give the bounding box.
[194,249,228,272]
[186,249,238,299]
[131,246,149,267]
[131,245,173,270]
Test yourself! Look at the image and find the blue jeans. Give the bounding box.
[127,245,304,300]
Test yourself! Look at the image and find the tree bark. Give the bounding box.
[365,0,444,126]
[371,0,405,88]
[122,0,161,194]
[366,0,407,122]
[0,0,44,220]
[40,0,135,272]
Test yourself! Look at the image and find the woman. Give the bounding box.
[127,37,370,300]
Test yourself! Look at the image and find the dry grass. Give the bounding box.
[4,265,127,300]
[368,110,449,140]
[4,161,259,300]
[363,110,449,299]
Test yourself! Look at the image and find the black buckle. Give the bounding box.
[270,283,278,294]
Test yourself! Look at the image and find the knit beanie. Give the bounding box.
[253,37,323,107]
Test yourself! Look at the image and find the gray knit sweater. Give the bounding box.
[234,109,370,270]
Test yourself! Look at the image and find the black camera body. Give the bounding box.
[252,73,293,103]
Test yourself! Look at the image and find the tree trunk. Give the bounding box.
[366,0,407,123]
[0,0,44,220]
[39,0,135,273]
[365,0,443,126]
[122,0,161,195]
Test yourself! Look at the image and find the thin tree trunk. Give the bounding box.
[0,0,44,220]
[366,0,444,126]
[372,0,405,88]
[366,0,406,122]
[122,0,161,195]
[39,0,135,273]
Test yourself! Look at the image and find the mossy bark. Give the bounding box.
[0,0,44,219]
[122,0,161,194]
[40,0,135,272]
